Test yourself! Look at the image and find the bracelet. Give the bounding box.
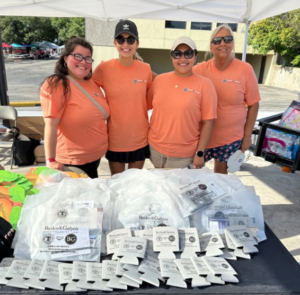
[46,158,56,164]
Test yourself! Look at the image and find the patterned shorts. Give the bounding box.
[204,139,243,163]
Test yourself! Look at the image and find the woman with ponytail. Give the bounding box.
[93,20,152,175]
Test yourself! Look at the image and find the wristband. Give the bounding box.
[46,158,56,164]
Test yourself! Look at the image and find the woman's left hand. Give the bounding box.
[193,155,205,169]
[240,136,252,152]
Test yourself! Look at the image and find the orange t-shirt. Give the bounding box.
[147,72,217,158]
[93,59,152,152]
[40,78,110,165]
[193,58,261,148]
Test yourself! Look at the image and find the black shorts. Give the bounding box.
[65,158,101,179]
[105,145,150,163]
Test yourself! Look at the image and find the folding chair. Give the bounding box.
[0,106,18,169]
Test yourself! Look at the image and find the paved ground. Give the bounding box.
[1,58,300,264]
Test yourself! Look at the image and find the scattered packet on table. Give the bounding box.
[224,231,251,259]
[86,262,112,291]
[72,261,93,289]
[40,260,64,291]
[178,228,200,258]
[58,263,85,292]
[5,259,31,289]
[175,258,211,287]
[23,259,45,290]
[199,232,224,256]
[134,229,158,258]
[153,227,179,259]
[102,260,127,290]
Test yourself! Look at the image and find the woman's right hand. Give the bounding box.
[47,160,64,171]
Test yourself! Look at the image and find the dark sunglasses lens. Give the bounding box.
[212,37,222,45]
[116,37,125,45]
[184,50,194,59]
[127,37,136,45]
[171,51,182,59]
[224,36,233,43]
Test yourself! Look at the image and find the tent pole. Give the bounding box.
[242,21,250,62]
[0,24,9,106]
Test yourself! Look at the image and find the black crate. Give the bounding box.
[253,113,300,173]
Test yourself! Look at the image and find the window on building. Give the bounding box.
[216,23,237,32]
[165,20,186,29]
[191,22,212,30]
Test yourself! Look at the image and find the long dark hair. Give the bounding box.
[42,36,93,99]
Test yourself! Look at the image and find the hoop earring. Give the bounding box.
[64,62,67,68]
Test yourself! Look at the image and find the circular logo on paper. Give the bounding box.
[222,264,229,269]
[14,266,21,271]
[198,184,207,190]
[157,266,161,272]
[169,235,175,242]
[57,209,68,218]
[78,207,88,216]
[56,236,64,240]
[238,220,245,225]
[110,239,116,244]
[243,232,250,238]
[163,264,169,269]
[156,236,162,242]
[64,271,71,276]
[46,268,53,272]
[234,234,239,239]
[184,266,190,271]
[42,233,55,245]
[212,238,218,243]
[78,268,84,273]
[32,266,39,271]
[186,190,194,196]
[189,236,196,243]
[92,270,99,275]
[65,234,77,245]
[136,245,143,250]
[123,244,130,249]
[108,267,115,272]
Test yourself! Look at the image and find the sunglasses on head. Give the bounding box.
[171,49,196,59]
[211,35,234,45]
[115,35,136,45]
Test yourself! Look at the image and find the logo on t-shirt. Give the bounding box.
[222,79,240,84]
[133,79,147,84]
[183,88,200,94]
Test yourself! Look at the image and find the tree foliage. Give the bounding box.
[0,16,85,45]
[248,9,300,67]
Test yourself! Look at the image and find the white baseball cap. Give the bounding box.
[171,36,197,51]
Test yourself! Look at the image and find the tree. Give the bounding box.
[248,9,300,67]
[51,17,85,44]
[0,16,85,45]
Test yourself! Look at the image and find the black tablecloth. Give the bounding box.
[1,223,300,294]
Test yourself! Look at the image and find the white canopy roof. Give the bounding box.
[0,0,299,24]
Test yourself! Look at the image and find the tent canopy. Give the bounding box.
[37,41,59,49]
[2,42,12,48]
[9,43,23,48]
[0,0,299,23]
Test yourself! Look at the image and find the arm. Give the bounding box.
[193,119,214,168]
[44,117,64,170]
[152,71,158,81]
[240,102,259,152]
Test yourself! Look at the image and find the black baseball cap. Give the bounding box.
[114,20,139,40]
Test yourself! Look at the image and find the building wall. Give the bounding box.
[87,18,272,82]
[266,65,300,91]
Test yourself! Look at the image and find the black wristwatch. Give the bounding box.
[196,150,204,157]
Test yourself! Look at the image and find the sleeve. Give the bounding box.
[200,78,218,120]
[40,79,66,119]
[146,63,152,90]
[92,61,105,87]
[146,79,156,110]
[244,63,261,106]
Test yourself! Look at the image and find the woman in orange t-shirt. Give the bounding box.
[40,36,110,178]
[93,20,152,175]
[193,24,260,174]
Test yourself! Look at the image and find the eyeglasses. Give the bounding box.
[115,35,136,45]
[171,49,196,59]
[69,53,94,64]
[211,35,234,45]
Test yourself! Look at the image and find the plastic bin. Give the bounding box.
[254,113,300,173]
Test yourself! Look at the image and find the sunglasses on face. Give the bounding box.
[211,35,234,45]
[69,53,94,64]
[115,35,136,45]
[171,49,196,59]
